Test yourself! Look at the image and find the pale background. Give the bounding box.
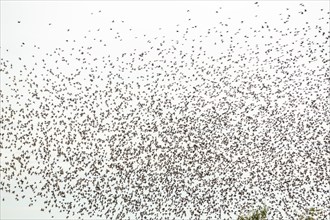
[1,1,329,219]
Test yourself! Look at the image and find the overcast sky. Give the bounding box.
[1,1,329,219]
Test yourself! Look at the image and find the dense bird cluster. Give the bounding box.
[1,2,330,220]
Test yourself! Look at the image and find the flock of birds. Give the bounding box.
[1,2,330,220]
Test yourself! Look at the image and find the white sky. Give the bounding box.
[1,1,329,219]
